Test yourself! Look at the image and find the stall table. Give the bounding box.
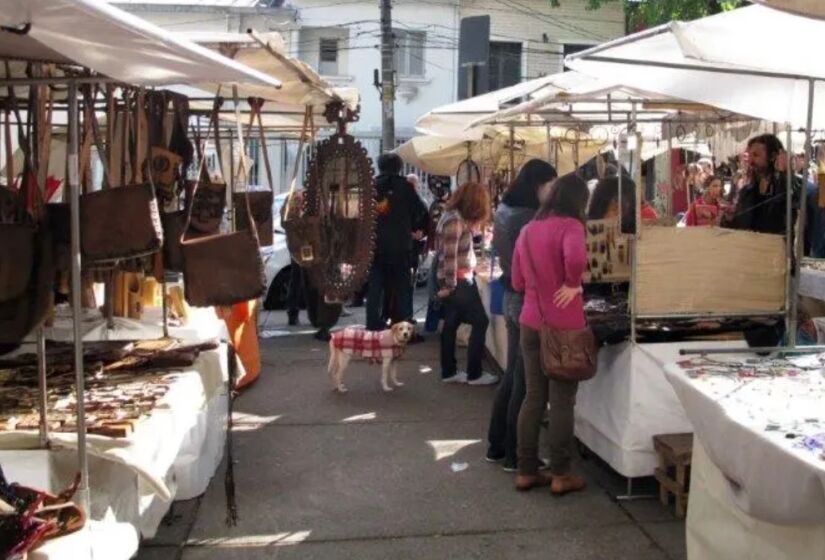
[665,355,825,559]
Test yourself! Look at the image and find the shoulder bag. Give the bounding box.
[180,99,265,307]
[233,97,274,247]
[522,225,598,381]
[186,97,226,235]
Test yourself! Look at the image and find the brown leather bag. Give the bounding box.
[233,98,274,247]
[80,89,163,264]
[180,107,265,307]
[522,228,598,381]
[187,98,226,235]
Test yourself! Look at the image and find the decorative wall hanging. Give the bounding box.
[301,101,376,304]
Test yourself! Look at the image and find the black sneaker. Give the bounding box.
[485,451,505,463]
[408,333,425,345]
[502,458,550,473]
[288,314,299,326]
[314,328,331,342]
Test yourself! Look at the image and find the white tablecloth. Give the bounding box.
[574,340,744,478]
[666,356,825,525]
[475,274,508,369]
[0,347,229,537]
[688,439,825,560]
[800,267,825,303]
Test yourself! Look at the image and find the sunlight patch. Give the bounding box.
[189,531,312,548]
[427,439,481,461]
[341,412,377,423]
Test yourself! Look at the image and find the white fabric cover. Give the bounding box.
[688,439,825,560]
[666,358,825,524]
[567,5,825,129]
[574,341,746,478]
[0,0,282,88]
[800,267,825,302]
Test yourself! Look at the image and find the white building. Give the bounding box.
[112,0,625,184]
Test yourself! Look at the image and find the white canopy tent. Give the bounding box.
[0,0,281,89]
[751,0,825,19]
[566,5,825,130]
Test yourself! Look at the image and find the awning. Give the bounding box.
[0,0,282,88]
[566,5,825,129]
[751,0,825,19]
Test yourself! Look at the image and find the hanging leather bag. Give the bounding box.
[80,88,163,264]
[186,97,226,235]
[283,108,329,265]
[522,227,598,382]
[0,79,54,349]
[180,105,265,307]
[233,98,274,247]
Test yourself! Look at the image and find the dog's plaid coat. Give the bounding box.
[331,328,403,360]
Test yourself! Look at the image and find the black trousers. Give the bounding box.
[303,274,341,331]
[440,281,489,380]
[366,252,413,331]
[287,261,304,319]
[487,291,525,464]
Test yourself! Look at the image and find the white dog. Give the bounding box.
[327,322,415,393]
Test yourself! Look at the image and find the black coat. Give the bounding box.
[374,174,428,257]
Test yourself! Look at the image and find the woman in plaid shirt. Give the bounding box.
[436,182,498,386]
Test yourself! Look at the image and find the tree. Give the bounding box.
[550,0,747,31]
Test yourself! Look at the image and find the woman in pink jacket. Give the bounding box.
[511,173,590,495]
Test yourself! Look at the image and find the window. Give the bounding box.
[394,30,425,77]
[562,43,592,71]
[488,41,522,91]
[319,38,339,76]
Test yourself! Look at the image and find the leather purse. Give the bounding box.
[522,229,598,382]
[180,105,265,307]
[233,98,274,247]
[187,98,226,235]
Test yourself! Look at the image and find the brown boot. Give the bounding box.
[550,473,587,496]
[514,472,553,492]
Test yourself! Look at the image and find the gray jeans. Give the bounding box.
[517,326,579,476]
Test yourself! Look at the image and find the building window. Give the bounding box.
[319,38,339,76]
[489,41,522,91]
[562,43,592,70]
[394,30,425,77]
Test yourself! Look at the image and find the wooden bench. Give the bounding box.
[653,433,694,518]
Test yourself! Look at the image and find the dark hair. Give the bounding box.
[536,173,589,222]
[445,182,491,224]
[377,152,403,176]
[703,174,723,190]
[587,176,638,233]
[747,134,785,173]
[501,159,557,210]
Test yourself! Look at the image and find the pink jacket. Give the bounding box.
[512,216,587,331]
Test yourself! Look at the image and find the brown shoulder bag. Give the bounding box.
[233,97,274,247]
[522,226,598,381]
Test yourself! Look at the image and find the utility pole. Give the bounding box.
[380,0,395,151]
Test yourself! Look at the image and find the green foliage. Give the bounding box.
[552,0,745,30]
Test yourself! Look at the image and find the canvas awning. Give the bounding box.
[566,5,825,129]
[751,0,825,19]
[0,0,282,89]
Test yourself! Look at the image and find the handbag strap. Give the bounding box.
[81,84,110,190]
[181,97,226,243]
[520,224,550,327]
[249,97,274,193]
[230,86,258,239]
[4,102,13,191]
[282,106,314,221]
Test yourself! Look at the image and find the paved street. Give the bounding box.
[138,300,686,560]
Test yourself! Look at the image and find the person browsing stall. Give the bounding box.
[685,175,725,227]
[486,159,558,471]
[511,173,590,496]
[436,182,498,386]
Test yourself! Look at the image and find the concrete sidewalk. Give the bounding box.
[138,308,686,560]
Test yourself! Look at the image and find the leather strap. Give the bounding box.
[4,102,13,191]
[249,97,274,193]
[282,106,314,220]
[81,84,110,189]
[231,86,257,238]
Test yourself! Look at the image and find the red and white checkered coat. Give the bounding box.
[331,328,403,360]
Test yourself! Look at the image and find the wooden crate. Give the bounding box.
[653,433,694,518]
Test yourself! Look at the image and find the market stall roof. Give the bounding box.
[566,5,825,129]
[751,0,825,19]
[0,0,282,88]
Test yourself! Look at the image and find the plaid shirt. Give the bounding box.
[332,328,403,360]
[436,210,476,290]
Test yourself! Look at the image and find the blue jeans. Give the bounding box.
[486,290,525,464]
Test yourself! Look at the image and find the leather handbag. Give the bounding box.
[80,89,163,264]
[522,228,598,381]
[233,98,274,247]
[187,98,226,235]
[180,106,265,307]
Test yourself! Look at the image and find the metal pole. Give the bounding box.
[666,134,673,217]
[380,0,396,151]
[36,327,49,448]
[793,80,816,349]
[786,126,795,346]
[679,345,825,356]
[509,125,515,178]
[67,82,90,514]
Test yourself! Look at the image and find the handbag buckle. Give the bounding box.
[300,245,315,262]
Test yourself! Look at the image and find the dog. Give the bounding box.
[327,322,415,393]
